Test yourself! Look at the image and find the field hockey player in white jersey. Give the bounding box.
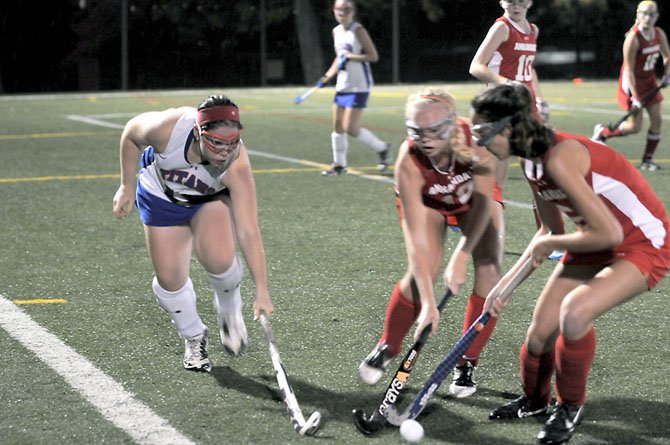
[112,95,274,372]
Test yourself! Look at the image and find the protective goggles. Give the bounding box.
[471,115,513,147]
[333,6,353,14]
[638,10,658,18]
[405,114,457,141]
[501,0,531,6]
[200,130,241,154]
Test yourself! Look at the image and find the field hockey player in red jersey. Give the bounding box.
[592,0,670,172]
[358,89,505,399]
[472,83,670,444]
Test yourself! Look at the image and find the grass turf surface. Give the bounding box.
[1,81,669,444]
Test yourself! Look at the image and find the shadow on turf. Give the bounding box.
[446,389,670,444]
[209,365,395,437]
[208,367,670,444]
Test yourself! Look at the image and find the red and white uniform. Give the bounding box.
[488,16,538,100]
[617,25,664,109]
[397,120,503,224]
[522,131,670,288]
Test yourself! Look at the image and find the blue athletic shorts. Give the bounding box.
[136,181,204,227]
[334,92,369,108]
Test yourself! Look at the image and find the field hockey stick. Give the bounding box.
[293,85,320,105]
[608,84,665,131]
[384,257,535,426]
[259,311,322,436]
[352,288,454,436]
[293,77,327,105]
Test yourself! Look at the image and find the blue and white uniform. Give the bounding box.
[136,108,240,227]
[333,21,373,93]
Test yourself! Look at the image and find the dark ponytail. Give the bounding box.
[471,84,554,158]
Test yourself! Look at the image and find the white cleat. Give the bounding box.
[358,343,394,385]
[183,328,212,372]
[215,300,248,355]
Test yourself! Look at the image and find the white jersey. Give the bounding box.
[138,108,239,206]
[333,21,373,93]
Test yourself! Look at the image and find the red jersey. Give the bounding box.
[489,17,538,92]
[617,25,664,109]
[398,119,502,220]
[521,131,670,283]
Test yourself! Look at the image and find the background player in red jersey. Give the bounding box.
[470,0,548,187]
[472,83,670,444]
[592,1,670,171]
[469,0,561,261]
[358,89,504,398]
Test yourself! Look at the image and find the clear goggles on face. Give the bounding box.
[200,129,241,154]
[405,113,457,141]
[333,6,352,14]
[471,115,513,147]
[638,10,658,18]
[501,0,530,6]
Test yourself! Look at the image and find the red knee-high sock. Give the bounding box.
[555,327,596,406]
[379,283,420,356]
[520,342,555,407]
[458,292,497,366]
[643,132,661,162]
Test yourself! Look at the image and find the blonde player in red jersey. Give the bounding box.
[472,83,670,444]
[358,89,505,399]
[592,1,670,171]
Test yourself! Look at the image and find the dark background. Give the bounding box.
[1,0,668,93]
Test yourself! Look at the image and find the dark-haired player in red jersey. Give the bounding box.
[472,83,670,444]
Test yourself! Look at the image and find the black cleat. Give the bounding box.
[358,343,395,385]
[321,165,347,176]
[377,143,393,172]
[490,396,550,420]
[537,402,584,444]
[448,361,477,398]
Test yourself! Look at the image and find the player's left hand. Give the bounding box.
[253,291,274,320]
[529,234,553,267]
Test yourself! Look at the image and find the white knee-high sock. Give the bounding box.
[207,256,243,312]
[356,127,387,153]
[152,277,206,339]
[331,131,348,167]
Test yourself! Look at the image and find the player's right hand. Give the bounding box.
[112,185,134,218]
[631,97,642,110]
[337,54,349,70]
[414,302,440,341]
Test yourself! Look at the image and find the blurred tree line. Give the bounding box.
[0,0,667,93]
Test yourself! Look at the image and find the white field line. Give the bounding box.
[0,295,195,445]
